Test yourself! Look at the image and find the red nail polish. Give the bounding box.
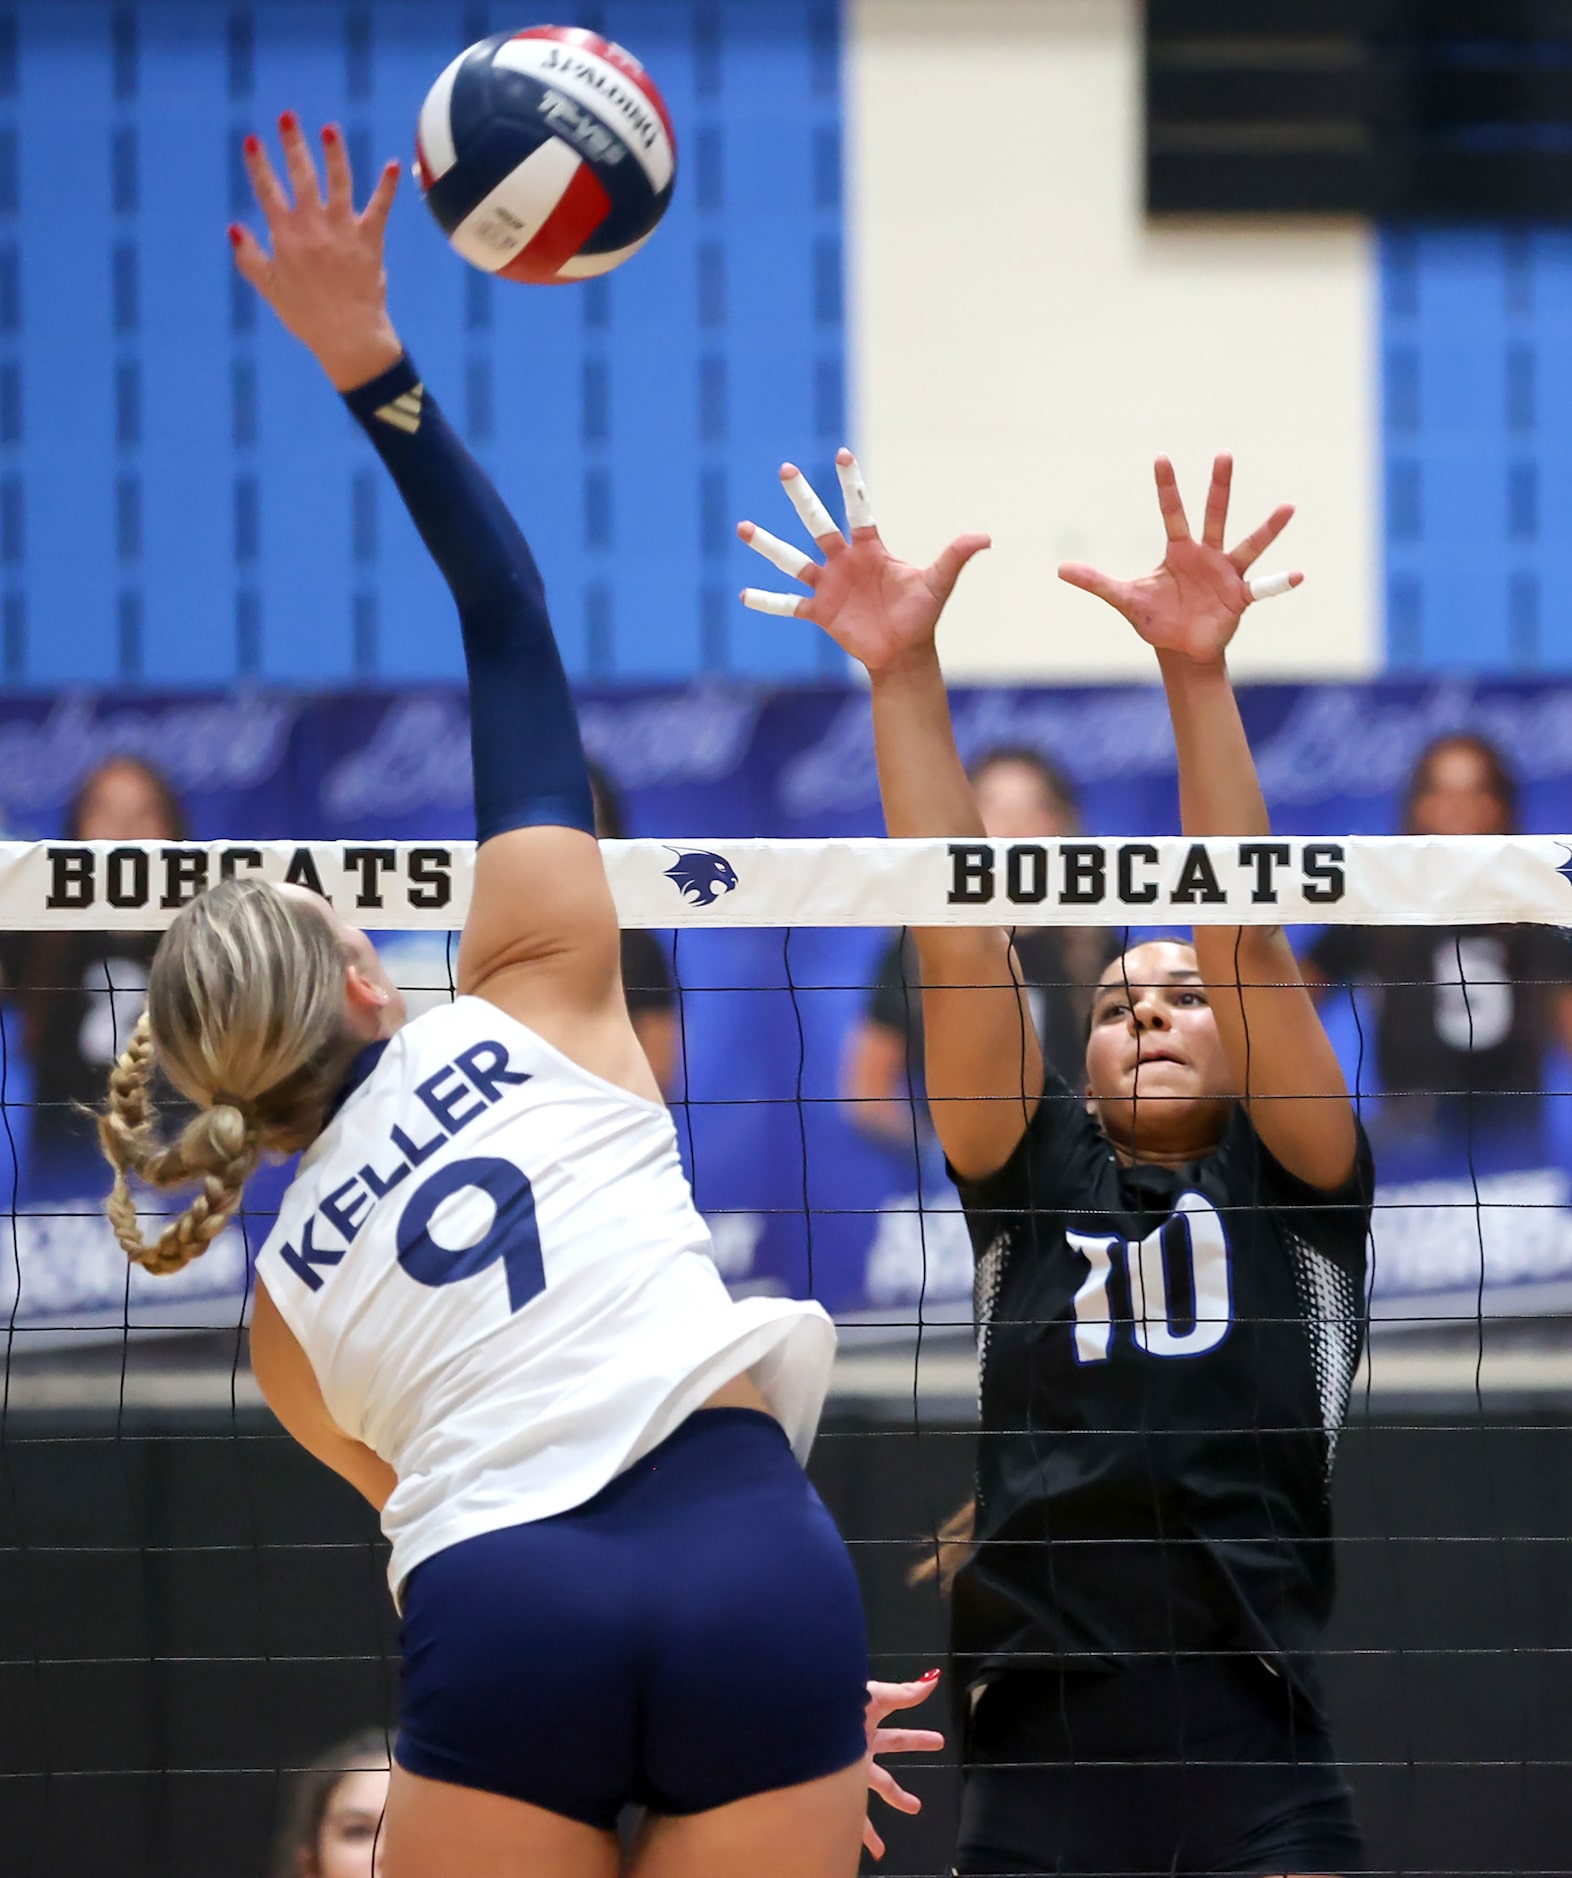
[243,133,260,156]
[227,224,243,248]
[921,1668,941,1681]
[279,109,297,132]
[322,124,339,145]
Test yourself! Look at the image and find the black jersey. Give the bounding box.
[949,1085,1372,1702]
[1308,923,1570,1098]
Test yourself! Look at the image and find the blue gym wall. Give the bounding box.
[1382,227,1572,671]
[18,9,1565,685]
[0,0,844,686]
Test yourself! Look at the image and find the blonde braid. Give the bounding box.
[98,1012,260,1276]
[105,1010,159,1144]
[99,1013,161,1256]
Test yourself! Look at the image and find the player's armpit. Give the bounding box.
[456,826,661,1102]
[250,1280,396,1512]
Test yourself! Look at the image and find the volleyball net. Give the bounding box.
[6,830,1572,1340]
[3,833,1572,1875]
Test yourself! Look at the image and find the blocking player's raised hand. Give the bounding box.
[737,451,989,676]
[230,112,403,392]
[1058,453,1301,667]
[740,450,1043,1184]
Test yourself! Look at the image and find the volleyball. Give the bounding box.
[414,26,676,285]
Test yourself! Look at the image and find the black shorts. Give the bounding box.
[954,1654,1365,1877]
[396,1408,869,1830]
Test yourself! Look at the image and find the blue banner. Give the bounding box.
[5,675,1571,1338]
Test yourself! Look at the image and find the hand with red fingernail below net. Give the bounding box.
[861,1671,944,1860]
[229,111,405,394]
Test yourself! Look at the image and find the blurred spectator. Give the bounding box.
[4,756,189,1196]
[842,746,1111,1145]
[1306,732,1572,1166]
[588,760,680,1095]
[264,1723,661,1873]
[267,1729,389,1878]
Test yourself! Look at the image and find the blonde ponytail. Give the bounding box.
[99,1022,259,1274]
[96,878,366,1275]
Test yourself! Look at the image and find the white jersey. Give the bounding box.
[255,995,835,1597]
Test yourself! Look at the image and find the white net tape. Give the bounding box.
[9,832,1572,929]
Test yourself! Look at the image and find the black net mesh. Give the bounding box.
[0,886,1569,1876]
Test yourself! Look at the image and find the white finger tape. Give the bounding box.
[1247,571,1294,602]
[781,470,838,542]
[742,526,815,581]
[741,588,803,618]
[835,454,876,531]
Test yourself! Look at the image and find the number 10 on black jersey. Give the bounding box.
[1066,1192,1233,1363]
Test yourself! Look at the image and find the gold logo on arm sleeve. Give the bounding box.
[375,384,425,434]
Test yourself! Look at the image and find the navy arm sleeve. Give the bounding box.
[343,354,595,843]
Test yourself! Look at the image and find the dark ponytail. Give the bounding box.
[909,1496,977,1594]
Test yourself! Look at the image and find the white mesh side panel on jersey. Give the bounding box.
[973,1229,1010,1413]
[1288,1229,1364,1476]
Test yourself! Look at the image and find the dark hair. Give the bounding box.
[1402,732,1518,836]
[65,755,188,842]
[267,1729,391,1878]
[965,744,1080,823]
[585,757,626,842]
[909,1495,977,1594]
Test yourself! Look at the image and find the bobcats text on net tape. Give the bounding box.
[3,835,1572,931]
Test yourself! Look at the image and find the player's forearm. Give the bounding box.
[1158,651,1270,840]
[344,354,594,842]
[868,648,1028,1064]
[868,648,986,842]
[1160,649,1297,989]
[344,351,551,630]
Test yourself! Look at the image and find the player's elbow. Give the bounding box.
[927,1085,1037,1186]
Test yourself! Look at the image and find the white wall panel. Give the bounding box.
[847,0,1378,679]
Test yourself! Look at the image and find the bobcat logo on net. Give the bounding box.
[664,849,739,908]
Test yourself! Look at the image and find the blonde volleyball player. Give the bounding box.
[95,118,938,1878]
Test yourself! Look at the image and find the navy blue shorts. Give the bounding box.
[395,1407,869,1830]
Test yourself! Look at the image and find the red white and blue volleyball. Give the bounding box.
[415,26,676,285]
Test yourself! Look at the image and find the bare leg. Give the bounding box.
[379,1765,620,1878]
[629,1761,866,1878]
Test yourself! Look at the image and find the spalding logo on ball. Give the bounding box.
[416,25,675,284]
